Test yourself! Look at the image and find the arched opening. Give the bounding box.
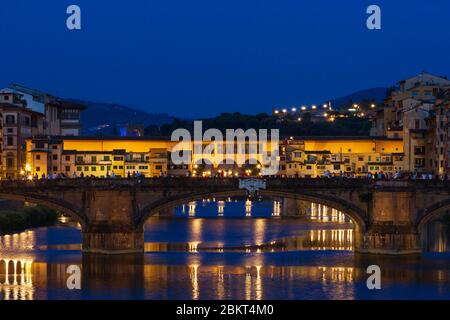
[192,159,214,177]
[417,199,450,252]
[0,193,86,254]
[216,159,239,177]
[139,190,365,253]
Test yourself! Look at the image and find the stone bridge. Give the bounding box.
[1,178,449,255]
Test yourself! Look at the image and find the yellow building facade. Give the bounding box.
[282,137,404,177]
[25,136,404,178]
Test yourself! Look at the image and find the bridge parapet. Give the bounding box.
[0,178,450,255]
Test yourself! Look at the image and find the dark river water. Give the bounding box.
[1,199,450,300]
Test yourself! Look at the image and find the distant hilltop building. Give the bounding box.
[118,124,145,137]
[0,83,86,178]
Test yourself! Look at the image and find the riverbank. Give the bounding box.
[0,205,58,235]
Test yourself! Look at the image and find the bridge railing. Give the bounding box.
[0,177,450,190]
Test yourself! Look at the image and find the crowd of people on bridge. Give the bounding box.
[11,169,448,182]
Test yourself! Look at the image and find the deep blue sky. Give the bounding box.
[1,0,449,117]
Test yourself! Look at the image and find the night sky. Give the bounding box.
[1,0,449,117]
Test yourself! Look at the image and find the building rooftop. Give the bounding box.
[287,136,403,141]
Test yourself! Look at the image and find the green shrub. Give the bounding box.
[0,205,58,234]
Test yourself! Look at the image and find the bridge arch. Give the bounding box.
[416,197,450,237]
[0,192,87,229]
[137,189,367,246]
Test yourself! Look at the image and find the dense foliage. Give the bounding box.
[0,205,58,234]
[145,112,371,137]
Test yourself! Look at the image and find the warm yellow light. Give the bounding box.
[323,112,328,117]
[274,110,279,114]
[20,170,25,175]
[282,108,287,113]
[301,106,307,111]
[25,163,31,172]
[291,107,297,112]
[312,105,317,110]
[297,117,302,121]
[371,104,376,108]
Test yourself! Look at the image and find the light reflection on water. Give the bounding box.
[0,199,450,299]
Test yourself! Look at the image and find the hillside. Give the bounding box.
[328,87,387,109]
[79,101,173,135]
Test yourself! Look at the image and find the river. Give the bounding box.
[0,198,450,300]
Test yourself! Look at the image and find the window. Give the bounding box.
[77,156,83,162]
[7,136,13,146]
[77,166,82,172]
[100,166,105,171]
[52,145,57,149]
[92,156,97,163]
[65,166,70,172]
[53,166,58,172]
[333,164,340,170]
[7,158,14,168]
[22,117,30,126]
[113,166,118,170]
[7,128,13,133]
[415,119,420,129]
[113,156,123,161]
[60,109,80,120]
[104,156,110,161]
[358,156,364,162]
[65,156,71,161]
[293,152,302,158]
[84,166,89,171]
[52,154,58,160]
[5,115,15,125]
[36,166,40,172]
[91,166,96,171]
[36,154,41,160]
